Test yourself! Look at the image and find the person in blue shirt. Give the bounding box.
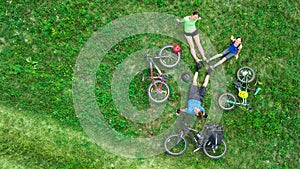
[207,36,243,72]
[176,64,211,119]
[176,65,212,152]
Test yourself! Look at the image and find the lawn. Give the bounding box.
[0,0,299,168]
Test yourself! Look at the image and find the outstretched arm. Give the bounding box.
[176,19,184,23]
[176,108,186,116]
[230,35,236,42]
[235,44,243,59]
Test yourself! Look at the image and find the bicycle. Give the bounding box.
[163,114,228,159]
[218,66,262,110]
[141,44,181,103]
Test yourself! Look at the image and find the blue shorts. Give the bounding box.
[221,47,236,60]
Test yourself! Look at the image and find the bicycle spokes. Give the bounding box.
[203,140,227,159]
[148,80,170,103]
[164,134,188,156]
[222,95,235,106]
[237,66,256,83]
[218,92,236,110]
[159,47,180,66]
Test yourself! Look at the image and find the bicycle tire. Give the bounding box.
[148,80,170,103]
[237,66,256,83]
[218,92,236,110]
[164,134,188,156]
[158,44,181,68]
[203,139,228,159]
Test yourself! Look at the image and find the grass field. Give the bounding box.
[0,0,299,168]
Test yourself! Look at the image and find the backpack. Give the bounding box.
[208,125,224,146]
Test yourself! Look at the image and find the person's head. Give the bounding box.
[194,107,208,118]
[191,11,199,20]
[194,107,203,118]
[235,37,242,45]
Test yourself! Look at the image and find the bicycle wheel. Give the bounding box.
[203,139,228,159]
[218,92,236,110]
[148,80,170,103]
[237,66,256,83]
[158,44,181,68]
[164,134,188,156]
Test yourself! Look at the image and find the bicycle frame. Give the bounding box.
[229,75,258,108]
[234,83,250,106]
[148,56,167,92]
[178,117,206,146]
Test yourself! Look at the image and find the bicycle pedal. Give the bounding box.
[141,74,145,82]
[193,146,201,153]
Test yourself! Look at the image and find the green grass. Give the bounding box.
[0,0,299,168]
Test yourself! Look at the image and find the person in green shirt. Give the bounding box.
[177,12,207,68]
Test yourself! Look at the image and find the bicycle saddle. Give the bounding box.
[234,82,242,89]
[161,74,168,81]
[141,74,145,82]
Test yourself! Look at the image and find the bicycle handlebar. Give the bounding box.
[254,87,261,96]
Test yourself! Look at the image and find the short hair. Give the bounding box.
[196,109,203,118]
[193,11,199,16]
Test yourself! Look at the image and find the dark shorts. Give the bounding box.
[188,85,206,102]
[184,29,199,37]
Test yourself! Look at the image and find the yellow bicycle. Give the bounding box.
[218,66,261,110]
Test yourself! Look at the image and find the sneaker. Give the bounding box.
[196,61,201,71]
[176,109,180,116]
[193,146,201,153]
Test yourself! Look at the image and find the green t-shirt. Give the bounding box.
[183,16,197,33]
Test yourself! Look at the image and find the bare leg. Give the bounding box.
[202,74,210,87]
[192,71,198,86]
[212,57,227,68]
[193,34,206,61]
[208,53,222,62]
[184,35,200,62]
[191,48,200,62]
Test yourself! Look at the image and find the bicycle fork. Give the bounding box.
[149,61,165,92]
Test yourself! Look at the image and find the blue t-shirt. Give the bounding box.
[229,42,239,54]
[185,99,205,115]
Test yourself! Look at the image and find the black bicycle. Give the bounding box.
[163,114,228,159]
